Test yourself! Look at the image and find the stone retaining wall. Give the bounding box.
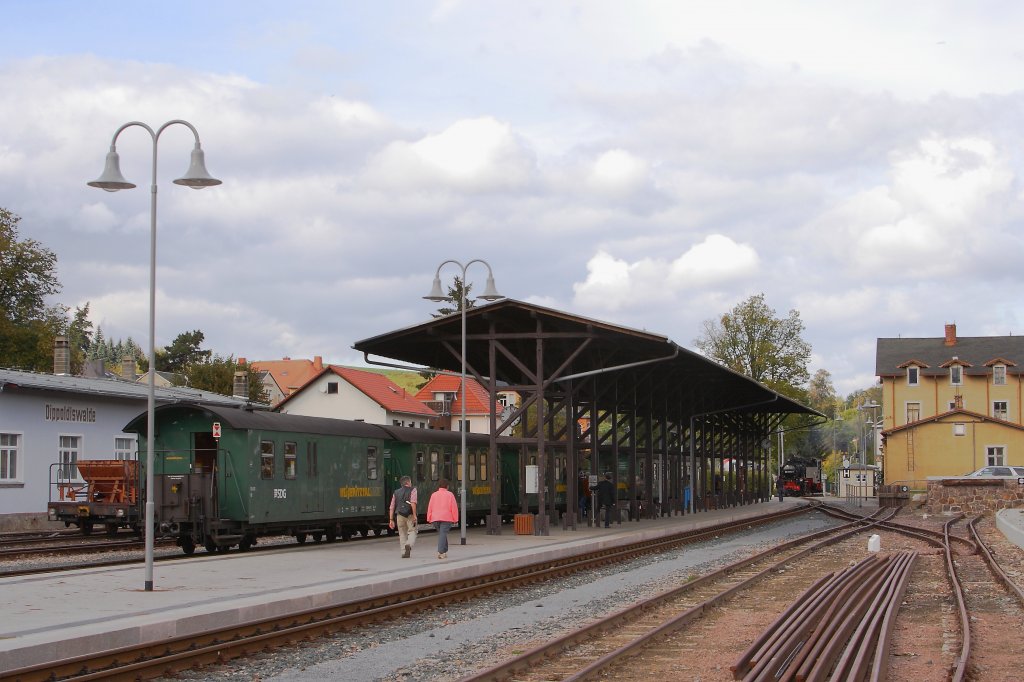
[926,478,1024,515]
[0,513,65,533]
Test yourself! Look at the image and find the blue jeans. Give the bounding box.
[433,521,453,554]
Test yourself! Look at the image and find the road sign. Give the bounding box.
[212,422,221,439]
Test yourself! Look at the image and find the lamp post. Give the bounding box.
[89,120,220,591]
[424,260,503,545]
[856,400,879,502]
[830,412,843,495]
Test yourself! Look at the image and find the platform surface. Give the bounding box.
[13,494,1016,674]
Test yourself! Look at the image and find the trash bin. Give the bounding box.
[514,513,534,535]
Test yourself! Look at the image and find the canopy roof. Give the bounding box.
[353,299,818,421]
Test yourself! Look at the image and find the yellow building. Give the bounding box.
[877,323,1024,486]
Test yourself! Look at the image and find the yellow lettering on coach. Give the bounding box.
[471,486,491,495]
[338,487,374,498]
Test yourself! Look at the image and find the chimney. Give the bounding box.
[122,356,137,381]
[238,357,247,366]
[314,355,323,370]
[233,370,249,400]
[53,336,70,375]
[944,323,957,346]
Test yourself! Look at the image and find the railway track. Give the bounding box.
[462,509,900,681]
[0,506,812,682]
[459,506,1024,681]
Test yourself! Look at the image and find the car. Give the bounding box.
[963,465,1024,477]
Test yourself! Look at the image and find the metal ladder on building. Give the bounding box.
[906,427,915,472]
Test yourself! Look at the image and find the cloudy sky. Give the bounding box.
[3,2,1023,396]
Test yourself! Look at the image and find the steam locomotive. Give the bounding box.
[779,457,823,497]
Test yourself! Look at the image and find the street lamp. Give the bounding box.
[89,120,220,591]
[830,412,843,495]
[424,259,504,545]
[856,400,879,501]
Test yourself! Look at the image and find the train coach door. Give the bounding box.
[193,432,218,518]
[303,441,323,513]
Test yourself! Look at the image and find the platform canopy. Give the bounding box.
[353,298,818,420]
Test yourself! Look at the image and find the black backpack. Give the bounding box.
[394,486,413,517]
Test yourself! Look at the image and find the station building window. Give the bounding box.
[1,433,20,482]
[993,401,1009,421]
[994,364,1007,385]
[284,441,297,479]
[59,435,81,480]
[950,365,962,385]
[114,436,135,460]
[326,382,338,394]
[260,441,275,479]
[907,366,919,386]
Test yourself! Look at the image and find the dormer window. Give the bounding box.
[993,364,1007,386]
[950,365,962,385]
[907,366,919,386]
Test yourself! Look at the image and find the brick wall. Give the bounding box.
[926,479,1024,515]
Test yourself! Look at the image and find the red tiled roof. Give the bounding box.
[330,366,437,416]
[414,374,493,415]
[249,356,324,395]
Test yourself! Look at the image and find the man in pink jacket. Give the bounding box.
[426,478,459,559]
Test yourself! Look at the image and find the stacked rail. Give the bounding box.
[732,551,917,681]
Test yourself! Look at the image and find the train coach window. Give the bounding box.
[454,452,461,481]
[469,452,477,481]
[284,442,297,480]
[306,442,318,477]
[260,441,275,479]
[367,446,378,480]
[430,450,439,481]
[416,451,425,482]
[480,451,487,483]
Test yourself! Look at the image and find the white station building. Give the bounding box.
[0,352,251,528]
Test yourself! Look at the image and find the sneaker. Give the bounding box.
[402,545,411,558]
[437,552,443,559]
[441,552,447,559]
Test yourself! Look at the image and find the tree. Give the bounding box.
[0,208,66,371]
[184,355,269,403]
[694,293,811,398]
[0,208,61,324]
[431,276,474,318]
[158,330,211,373]
[66,303,94,374]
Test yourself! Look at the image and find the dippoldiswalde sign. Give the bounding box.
[44,403,97,423]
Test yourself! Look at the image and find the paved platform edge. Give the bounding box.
[0,503,799,671]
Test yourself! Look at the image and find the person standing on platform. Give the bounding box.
[593,472,616,528]
[388,475,418,558]
[427,478,459,559]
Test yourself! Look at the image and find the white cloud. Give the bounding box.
[668,235,759,287]
[589,149,649,192]
[364,117,536,191]
[573,235,759,312]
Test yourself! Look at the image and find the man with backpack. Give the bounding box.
[388,475,418,558]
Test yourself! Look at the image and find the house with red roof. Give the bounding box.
[246,356,325,407]
[276,365,439,428]
[414,374,508,433]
